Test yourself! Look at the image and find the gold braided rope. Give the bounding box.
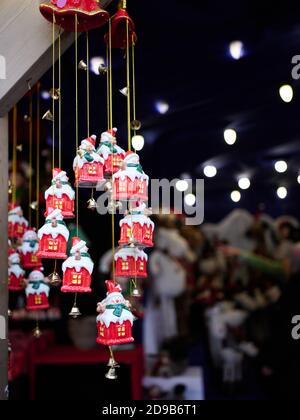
[74,14,79,310]
[36,83,41,228]
[132,35,137,139]
[106,44,110,129]
[28,91,33,227]
[52,13,56,171]
[126,18,131,151]
[58,29,62,169]
[12,106,18,206]
[109,18,113,130]
[86,31,90,137]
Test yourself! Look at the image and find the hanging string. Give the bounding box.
[131,35,137,138]
[36,83,41,228]
[58,28,62,169]
[12,106,18,206]
[52,13,56,171]
[126,18,131,151]
[109,19,113,130]
[28,90,33,227]
[75,14,79,237]
[106,44,110,129]
[86,31,90,137]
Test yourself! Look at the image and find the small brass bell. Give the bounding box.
[78,60,88,71]
[107,357,119,368]
[105,367,118,380]
[69,304,82,319]
[8,181,13,195]
[23,114,31,123]
[132,287,142,298]
[48,271,62,287]
[98,63,108,75]
[87,198,97,210]
[131,120,142,131]
[77,148,85,158]
[30,201,38,211]
[33,326,42,339]
[49,88,61,100]
[119,87,129,97]
[42,110,54,122]
[16,144,23,152]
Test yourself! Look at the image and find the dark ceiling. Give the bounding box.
[24,0,300,221]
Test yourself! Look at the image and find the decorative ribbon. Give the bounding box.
[106,303,131,318]
[127,163,143,174]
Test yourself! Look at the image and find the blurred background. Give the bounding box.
[7,0,300,400]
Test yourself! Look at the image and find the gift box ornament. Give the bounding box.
[38,209,69,259]
[62,236,94,293]
[96,280,135,346]
[45,168,75,219]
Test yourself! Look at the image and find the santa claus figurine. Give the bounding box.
[25,268,50,311]
[38,209,69,259]
[8,204,28,240]
[8,250,25,292]
[96,280,135,346]
[119,202,154,247]
[113,151,149,201]
[97,128,125,175]
[61,237,94,293]
[45,168,75,219]
[18,229,42,269]
[73,135,105,188]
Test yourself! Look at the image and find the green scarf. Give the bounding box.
[83,152,94,163]
[29,280,47,290]
[127,163,143,174]
[106,303,131,317]
[70,252,91,258]
[23,239,37,248]
[99,141,118,154]
[45,220,67,227]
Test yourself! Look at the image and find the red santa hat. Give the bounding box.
[28,267,44,282]
[52,168,68,181]
[70,236,87,254]
[81,135,97,149]
[124,151,140,165]
[101,128,118,142]
[105,280,122,295]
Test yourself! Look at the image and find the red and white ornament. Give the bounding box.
[8,204,28,240]
[38,209,69,259]
[45,168,75,219]
[18,228,42,269]
[115,247,148,278]
[25,268,50,311]
[119,202,154,247]
[61,237,94,293]
[97,128,125,175]
[113,151,149,201]
[96,280,135,346]
[73,135,105,188]
[8,250,25,292]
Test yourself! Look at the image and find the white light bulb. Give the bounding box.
[297,175,300,184]
[277,186,287,199]
[176,180,189,192]
[231,190,241,203]
[279,85,293,103]
[204,165,217,178]
[274,160,288,173]
[185,193,196,206]
[229,41,244,60]
[155,101,169,114]
[131,135,145,151]
[238,177,251,190]
[224,128,237,145]
[90,56,105,75]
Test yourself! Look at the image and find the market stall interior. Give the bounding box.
[2,0,300,401]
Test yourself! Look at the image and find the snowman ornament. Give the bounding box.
[25,268,50,311]
[97,128,125,175]
[8,250,25,292]
[19,228,42,269]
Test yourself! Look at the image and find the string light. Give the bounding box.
[277,186,287,199]
[229,40,244,60]
[238,177,251,190]
[279,84,293,103]
[176,180,189,192]
[131,135,144,151]
[155,101,169,114]
[185,193,196,206]
[204,165,217,178]
[224,128,237,145]
[275,160,288,173]
[231,190,241,203]
[297,175,300,184]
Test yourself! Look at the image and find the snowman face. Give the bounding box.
[110,293,124,305]
[25,232,37,241]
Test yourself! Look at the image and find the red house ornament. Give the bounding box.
[25,268,50,311]
[40,0,110,32]
[45,168,75,219]
[113,152,149,201]
[115,247,148,278]
[104,7,137,49]
[19,229,42,269]
[97,128,125,175]
[8,250,25,292]
[119,202,154,247]
[38,209,69,260]
[8,204,28,240]
[62,237,94,293]
[96,280,135,346]
[73,135,105,188]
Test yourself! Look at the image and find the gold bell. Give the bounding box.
[105,367,118,380]
[49,88,61,100]
[33,326,42,339]
[107,357,119,368]
[69,304,82,319]
[77,148,85,158]
[98,63,108,75]
[78,60,88,71]
[23,114,31,123]
[48,271,62,287]
[132,285,142,298]
[119,87,129,97]
[16,144,23,152]
[30,201,38,211]
[87,198,97,210]
[42,110,54,122]
[131,120,142,131]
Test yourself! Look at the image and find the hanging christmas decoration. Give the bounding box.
[45,168,75,218]
[8,250,25,292]
[97,128,125,175]
[96,280,135,346]
[37,209,69,259]
[18,228,42,269]
[61,237,94,293]
[113,151,149,201]
[104,1,137,49]
[40,0,110,32]
[115,247,148,278]
[25,268,50,311]
[119,202,154,247]
[8,205,29,240]
[73,135,105,188]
